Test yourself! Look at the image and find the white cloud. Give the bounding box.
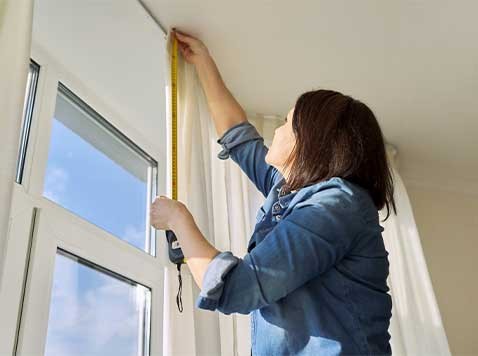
[44,253,150,356]
[122,224,146,250]
[43,166,69,204]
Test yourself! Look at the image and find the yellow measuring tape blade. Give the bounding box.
[170,33,187,263]
[171,35,178,201]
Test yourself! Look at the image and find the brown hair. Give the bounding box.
[282,89,397,221]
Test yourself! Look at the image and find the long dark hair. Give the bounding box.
[282,89,397,221]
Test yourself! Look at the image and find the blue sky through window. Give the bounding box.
[41,92,156,354]
[43,117,152,252]
[44,251,150,356]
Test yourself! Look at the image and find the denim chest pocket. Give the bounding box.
[255,206,266,223]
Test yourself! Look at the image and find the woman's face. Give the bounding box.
[265,106,296,177]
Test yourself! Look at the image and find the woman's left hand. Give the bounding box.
[150,195,187,231]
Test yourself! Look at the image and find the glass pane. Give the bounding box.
[45,249,151,356]
[43,85,157,254]
[16,60,40,184]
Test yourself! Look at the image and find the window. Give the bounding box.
[9,205,163,355]
[16,60,40,184]
[1,1,168,354]
[44,249,151,356]
[43,83,158,255]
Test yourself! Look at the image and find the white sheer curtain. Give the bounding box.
[380,147,451,356]
[164,30,262,356]
[164,29,272,356]
[163,30,197,356]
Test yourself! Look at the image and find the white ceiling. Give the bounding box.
[144,0,478,192]
[32,0,478,193]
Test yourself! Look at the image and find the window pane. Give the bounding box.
[45,249,151,356]
[43,84,157,254]
[16,60,40,184]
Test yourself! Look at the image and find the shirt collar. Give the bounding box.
[274,176,347,209]
[275,178,298,208]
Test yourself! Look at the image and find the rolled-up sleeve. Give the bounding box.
[195,192,361,315]
[195,251,241,311]
[216,121,282,197]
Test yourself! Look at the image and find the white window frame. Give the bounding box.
[0,41,180,355]
[16,60,40,185]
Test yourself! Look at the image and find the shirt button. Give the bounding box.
[275,215,282,221]
[273,203,280,212]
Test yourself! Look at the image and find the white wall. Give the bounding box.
[0,0,33,285]
[404,181,478,356]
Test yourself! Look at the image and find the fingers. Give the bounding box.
[152,195,167,206]
[177,41,188,53]
[178,45,192,58]
[172,28,196,45]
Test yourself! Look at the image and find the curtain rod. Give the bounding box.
[137,0,167,38]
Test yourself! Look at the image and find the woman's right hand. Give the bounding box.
[173,28,211,66]
[172,28,247,137]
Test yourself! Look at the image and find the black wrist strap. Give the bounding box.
[176,262,183,312]
[165,229,185,313]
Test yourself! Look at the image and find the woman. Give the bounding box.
[151,28,396,356]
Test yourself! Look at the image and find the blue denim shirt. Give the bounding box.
[195,121,392,356]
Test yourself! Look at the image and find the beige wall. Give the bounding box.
[404,181,478,356]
